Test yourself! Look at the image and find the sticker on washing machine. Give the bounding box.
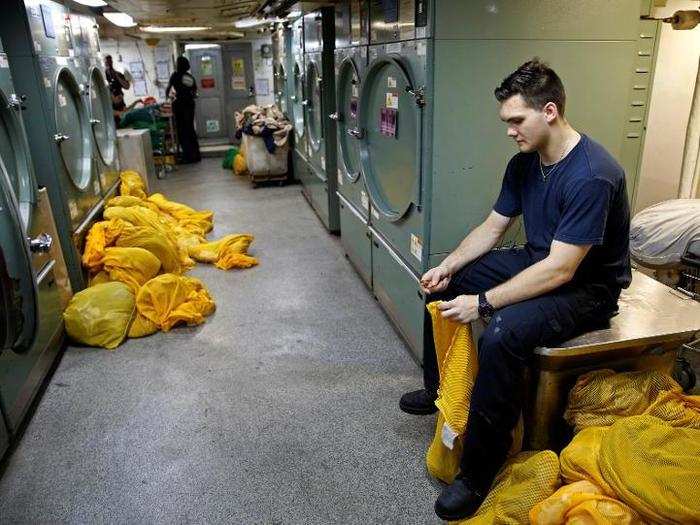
[56,56,68,66]
[34,40,42,53]
[68,49,74,57]
[44,77,51,88]
[385,92,399,110]
[352,84,359,98]
[387,76,397,89]
[321,156,326,170]
[206,119,220,133]
[371,208,379,220]
[386,43,402,54]
[58,93,67,107]
[68,200,78,219]
[337,168,343,186]
[410,233,423,262]
[417,27,427,39]
[417,42,427,56]
[360,190,369,211]
[93,179,101,193]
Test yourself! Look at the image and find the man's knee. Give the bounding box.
[477,311,530,365]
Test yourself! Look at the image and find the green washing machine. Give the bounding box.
[290,16,310,186]
[357,0,658,360]
[272,24,291,118]
[0,38,68,439]
[334,0,370,49]
[71,11,119,199]
[301,7,339,233]
[0,0,106,291]
[334,45,371,286]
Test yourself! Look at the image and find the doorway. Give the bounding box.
[187,45,228,144]
[221,42,255,144]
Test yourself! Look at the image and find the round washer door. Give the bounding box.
[54,67,93,191]
[305,60,323,151]
[336,56,362,182]
[89,67,116,166]
[0,155,37,355]
[293,61,305,140]
[0,89,35,229]
[359,56,422,222]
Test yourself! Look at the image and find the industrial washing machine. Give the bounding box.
[290,16,310,186]
[357,0,657,360]
[71,11,119,199]
[0,36,71,450]
[301,7,339,233]
[1,0,104,290]
[333,0,371,286]
[272,24,291,118]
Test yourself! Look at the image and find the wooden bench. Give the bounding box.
[522,269,700,450]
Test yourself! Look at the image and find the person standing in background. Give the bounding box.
[166,56,201,164]
[104,54,130,125]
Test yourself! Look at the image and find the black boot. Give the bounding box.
[399,389,437,415]
[434,411,513,520]
[434,477,485,521]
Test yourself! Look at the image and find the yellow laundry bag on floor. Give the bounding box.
[644,390,700,429]
[425,302,478,483]
[530,480,643,524]
[82,219,125,272]
[564,369,681,434]
[147,193,214,235]
[457,451,561,525]
[119,170,148,200]
[234,153,247,175]
[101,247,161,293]
[135,274,215,332]
[63,282,135,349]
[115,222,188,274]
[127,313,159,338]
[189,234,258,270]
[559,426,615,495]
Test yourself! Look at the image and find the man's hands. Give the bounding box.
[420,265,452,294]
[438,295,479,324]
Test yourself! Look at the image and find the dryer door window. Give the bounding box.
[89,67,116,166]
[54,68,92,190]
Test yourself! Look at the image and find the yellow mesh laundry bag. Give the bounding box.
[598,415,700,524]
[115,223,188,274]
[127,313,159,338]
[82,219,125,272]
[189,234,258,270]
[147,193,214,235]
[101,247,162,293]
[425,301,477,483]
[106,195,159,212]
[233,153,247,175]
[457,451,561,525]
[564,369,681,433]
[119,170,148,200]
[63,282,135,349]
[135,274,216,332]
[559,426,615,495]
[644,390,700,429]
[530,480,643,525]
[89,270,112,287]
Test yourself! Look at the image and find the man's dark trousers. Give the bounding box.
[422,246,618,480]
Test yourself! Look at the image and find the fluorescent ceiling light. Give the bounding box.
[103,12,136,27]
[185,44,221,50]
[287,10,301,19]
[73,0,108,6]
[234,17,268,28]
[141,26,210,33]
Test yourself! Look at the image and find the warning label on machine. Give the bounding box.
[410,234,423,262]
[360,190,369,211]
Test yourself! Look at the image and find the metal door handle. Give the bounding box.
[90,118,101,125]
[29,233,52,253]
[405,85,426,107]
[290,95,297,101]
[346,128,364,139]
[53,134,70,144]
[328,112,340,121]
[301,100,309,106]
[7,93,21,110]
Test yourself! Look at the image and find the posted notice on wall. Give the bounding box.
[231,58,246,90]
[132,80,148,97]
[255,78,269,96]
[129,61,145,81]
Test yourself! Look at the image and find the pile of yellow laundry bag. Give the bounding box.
[63,170,258,349]
[424,302,700,524]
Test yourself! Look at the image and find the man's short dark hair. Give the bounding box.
[494,59,566,116]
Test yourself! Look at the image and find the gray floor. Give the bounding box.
[0,159,442,523]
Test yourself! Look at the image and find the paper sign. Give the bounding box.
[57,93,67,107]
[0,54,8,68]
[156,60,170,81]
[200,55,213,77]
[231,58,246,90]
[337,168,344,186]
[201,77,215,88]
[387,76,397,88]
[132,80,147,97]
[410,233,423,262]
[385,92,399,110]
[206,119,220,133]
[360,190,369,211]
[129,61,144,81]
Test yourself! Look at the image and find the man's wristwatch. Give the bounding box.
[477,292,496,319]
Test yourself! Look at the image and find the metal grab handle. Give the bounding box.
[29,233,52,253]
[53,133,70,144]
[290,95,298,101]
[405,85,426,108]
[301,100,309,106]
[346,128,364,139]
[90,118,101,125]
[328,112,340,121]
[7,93,21,110]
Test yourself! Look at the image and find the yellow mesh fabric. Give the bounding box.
[234,153,247,175]
[644,390,700,429]
[114,222,189,274]
[119,170,148,199]
[135,274,216,332]
[530,480,643,525]
[560,426,615,495]
[127,313,159,338]
[599,415,700,524]
[63,282,135,349]
[457,451,561,525]
[147,193,214,235]
[189,234,259,270]
[101,247,161,293]
[425,302,477,483]
[106,195,159,212]
[564,369,681,433]
[82,219,125,272]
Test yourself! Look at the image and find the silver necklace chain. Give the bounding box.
[539,137,574,182]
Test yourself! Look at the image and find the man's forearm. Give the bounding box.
[440,222,504,275]
[485,257,572,309]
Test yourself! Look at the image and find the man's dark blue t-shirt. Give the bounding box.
[493,134,631,292]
